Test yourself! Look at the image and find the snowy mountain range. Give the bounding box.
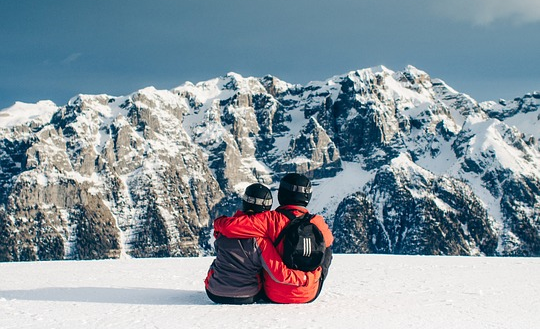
[0,65,538,261]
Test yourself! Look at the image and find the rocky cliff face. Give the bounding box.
[1,66,539,261]
[333,155,498,255]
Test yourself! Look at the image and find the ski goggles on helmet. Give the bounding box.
[242,193,273,206]
[279,181,312,193]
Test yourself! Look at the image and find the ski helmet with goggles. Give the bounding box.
[242,183,273,213]
[278,173,312,206]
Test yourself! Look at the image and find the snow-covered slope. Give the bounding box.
[0,255,538,329]
[0,65,539,260]
[0,101,58,128]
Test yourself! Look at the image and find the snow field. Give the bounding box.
[0,254,539,329]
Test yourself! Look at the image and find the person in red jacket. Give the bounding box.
[205,183,320,304]
[214,173,334,304]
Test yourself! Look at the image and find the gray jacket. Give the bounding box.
[205,235,263,298]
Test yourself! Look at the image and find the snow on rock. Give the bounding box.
[1,66,539,261]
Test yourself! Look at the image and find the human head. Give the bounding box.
[242,183,273,213]
[277,173,312,207]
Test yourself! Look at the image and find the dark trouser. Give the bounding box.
[206,289,265,305]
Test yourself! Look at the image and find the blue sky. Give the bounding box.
[1,0,539,109]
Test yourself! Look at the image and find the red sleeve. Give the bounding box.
[213,211,276,239]
[212,215,228,238]
[257,238,321,286]
[312,214,334,247]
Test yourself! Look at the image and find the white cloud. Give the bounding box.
[62,52,82,64]
[433,0,540,26]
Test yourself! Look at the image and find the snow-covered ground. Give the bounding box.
[1,254,538,329]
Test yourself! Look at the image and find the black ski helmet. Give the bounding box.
[242,183,273,213]
[278,173,312,206]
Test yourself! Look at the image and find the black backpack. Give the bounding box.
[274,209,326,272]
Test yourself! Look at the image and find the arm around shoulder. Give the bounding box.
[257,238,320,286]
[214,211,273,238]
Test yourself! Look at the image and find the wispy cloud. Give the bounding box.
[433,0,540,26]
[62,52,82,64]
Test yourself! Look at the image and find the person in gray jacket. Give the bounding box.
[204,183,314,304]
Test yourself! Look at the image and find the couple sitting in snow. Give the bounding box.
[204,173,334,304]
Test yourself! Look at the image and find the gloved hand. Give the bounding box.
[302,266,322,286]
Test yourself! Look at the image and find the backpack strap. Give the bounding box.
[273,208,313,247]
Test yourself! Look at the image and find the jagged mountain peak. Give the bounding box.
[403,64,429,77]
[480,92,540,144]
[334,65,437,108]
[351,64,394,77]
[1,65,539,261]
[68,93,113,106]
[259,74,298,96]
[458,114,540,176]
[174,72,268,97]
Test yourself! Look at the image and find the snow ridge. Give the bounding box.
[0,65,539,260]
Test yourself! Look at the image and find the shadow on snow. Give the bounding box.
[0,287,212,305]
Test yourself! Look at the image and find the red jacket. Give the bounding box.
[214,205,333,303]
